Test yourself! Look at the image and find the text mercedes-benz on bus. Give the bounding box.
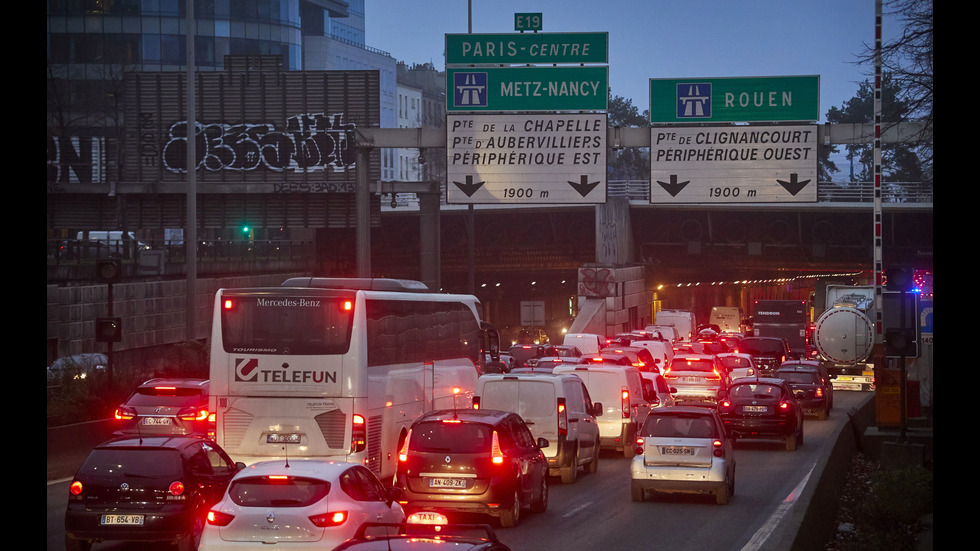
[209,277,499,484]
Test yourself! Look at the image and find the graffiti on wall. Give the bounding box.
[46,136,106,189]
[160,112,356,174]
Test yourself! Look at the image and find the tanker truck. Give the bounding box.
[811,285,876,391]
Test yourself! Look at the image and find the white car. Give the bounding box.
[640,372,677,409]
[716,352,757,380]
[200,460,404,550]
[630,406,735,505]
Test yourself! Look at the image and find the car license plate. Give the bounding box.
[681,376,701,383]
[660,446,694,456]
[142,417,171,425]
[266,433,302,444]
[743,405,767,413]
[101,514,144,526]
[429,477,467,488]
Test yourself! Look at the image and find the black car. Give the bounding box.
[65,435,244,551]
[775,364,833,420]
[739,337,791,375]
[717,377,804,451]
[395,409,549,527]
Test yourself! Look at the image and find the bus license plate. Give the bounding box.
[142,417,171,425]
[101,514,144,525]
[429,478,467,488]
[267,433,302,444]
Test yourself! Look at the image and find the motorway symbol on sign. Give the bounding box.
[446,66,608,112]
[650,76,819,123]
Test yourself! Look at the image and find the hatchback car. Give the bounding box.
[199,460,404,549]
[630,406,735,504]
[65,436,244,551]
[718,377,804,451]
[113,378,214,438]
[739,337,791,375]
[775,365,832,420]
[334,521,513,550]
[662,354,729,405]
[396,409,549,527]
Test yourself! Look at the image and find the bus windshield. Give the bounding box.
[220,294,354,355]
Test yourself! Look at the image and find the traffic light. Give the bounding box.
[884,327,917,357]
[95,317,122,343]
[95,259,121,284]
[885,266,912,292]
[882,291,920,358]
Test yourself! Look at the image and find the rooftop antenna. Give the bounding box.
[282,444,290,468]
[452,387,462,419]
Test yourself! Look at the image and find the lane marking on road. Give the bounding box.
[740,463,815,551]
[562,502,593,518]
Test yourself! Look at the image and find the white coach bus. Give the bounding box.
[208,277,500,483]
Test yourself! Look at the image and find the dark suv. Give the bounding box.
[113,378,213,439]
[65,436,244,551]
[395,409,549,527]
[775,363,833,420]
[739,337,791,376]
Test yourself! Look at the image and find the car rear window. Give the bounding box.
[741,340,784,354]
[228,476,330,507]
[410,421,492,453]
[80,448,182,479]
[126,387,205,407]
[730,383,784,400]
[776,371,819,384]
[672,358,715,372]
[642,413,718,438]
[720,356,752,369]
[480,380,556,418]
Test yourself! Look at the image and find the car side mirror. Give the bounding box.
[387,485,403,507]
[592,402,603,416]
[537,437,549,449]
[235,462,247,471]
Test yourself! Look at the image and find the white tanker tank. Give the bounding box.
[812,285,876,390]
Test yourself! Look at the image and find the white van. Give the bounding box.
[552,364,647,458]
[653,310,698,342]
[629,339,673,372]
[644,325,680,344]
[563,333,605,355]
[474,372,602,483]
[709,306,745,334]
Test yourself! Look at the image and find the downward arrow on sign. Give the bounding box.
[776,173,811,196]
[567,175,600,197]
[656,174,690,197]
[453,175,485,197]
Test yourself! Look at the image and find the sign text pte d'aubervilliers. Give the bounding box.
[447,113,607,205]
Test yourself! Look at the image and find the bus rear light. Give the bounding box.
[343,300,352,311]
[351,414,366,453]
[222,299,234,310]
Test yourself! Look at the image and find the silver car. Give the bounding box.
[663,354,729,404]
[630,406,735,504]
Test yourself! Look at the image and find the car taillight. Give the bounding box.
[557,398,567,436]
[779,401,791,411]
[178,407,209,421]
[472,396,481,410]
[114,406,136,420]
[706,368,722,381]
[635,436,645,456]
[398,429,412,462]
[622,390,630,418]
[712,439,724,458]
[718,399,733,412]
[491,430,505,464]
[350,414,366,453]
[207,510,235,526]
[70,480,83,495]
[663,367,675,379]
[169,481,185,496]
[309,511,348,528]
[815,387,824,397]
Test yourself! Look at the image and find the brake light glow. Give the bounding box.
[179,407,210,421]
[557,398,567,436]
[70,481,83,495]
[622,390,630,418]
[635,436,645,455]
[779,401,791,410]
[309,511,348,527]
[207,510,235,526]
[706,368,722,381]
[398,430,412,462]
[169,481,185,496]
[815,387,824,397]
[222,299,234,310]
[343,300,352,311]
[472,396,481,409]
[114,406,136,420]
[713,439,725,458]
[351,414,366,453]
[491,430,504,464]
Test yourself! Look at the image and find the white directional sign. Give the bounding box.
[649,125,817,204]
[447,113,607,205]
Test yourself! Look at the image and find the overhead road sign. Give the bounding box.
[649,125,817,204]
[447,66,608,112]
[447,113,607,205]
[446,32,608,65]
[650,76,819,123]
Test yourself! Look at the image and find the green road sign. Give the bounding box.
[447,66,608,112]
[650,76,819,123]
[446,32,608,65]
[514,13,542,31]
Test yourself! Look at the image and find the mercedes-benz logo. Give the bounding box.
[267,512,276,523]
